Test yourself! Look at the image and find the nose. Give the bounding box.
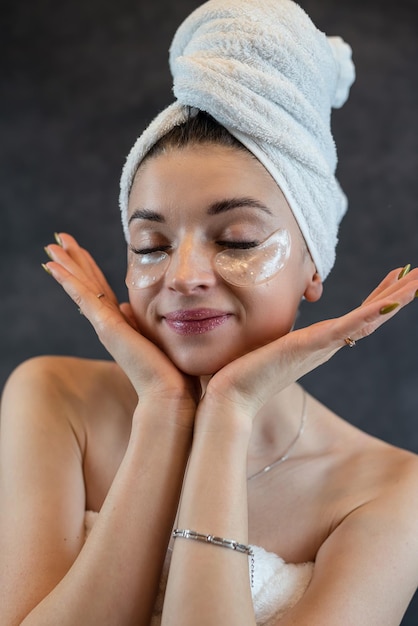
[166,237,217,293]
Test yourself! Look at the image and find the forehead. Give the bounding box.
[128,143,303,238]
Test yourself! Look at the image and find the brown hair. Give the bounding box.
[142,108,251,163]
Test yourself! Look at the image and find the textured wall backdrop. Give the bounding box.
[1,0,417,621]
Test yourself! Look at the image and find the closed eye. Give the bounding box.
[130,241,261,255]
[130,245,171,255]
[216,240,260,250]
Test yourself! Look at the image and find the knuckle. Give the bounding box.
[94,309,121,343]
[72,293,83,308]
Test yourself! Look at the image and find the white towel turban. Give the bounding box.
[119,0,355,280]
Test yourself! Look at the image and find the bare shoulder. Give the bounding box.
[2,354,135,416]
[1,355,137,511]
[372,440,418,518]
[1,355,136,453]
[325,430,418,566]
[0,356,137,622]
[350,430,418,505]
[299,436,418,625]
[3,354,131,399]
[330,420,418,526]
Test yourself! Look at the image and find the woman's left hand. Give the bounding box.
[203,266,418,420]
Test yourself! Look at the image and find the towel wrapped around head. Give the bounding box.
[119,0,355,280]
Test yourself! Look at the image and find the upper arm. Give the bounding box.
[0,357,87,622]
[278,462,418,626]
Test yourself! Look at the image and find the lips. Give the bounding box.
[163,308,232,335]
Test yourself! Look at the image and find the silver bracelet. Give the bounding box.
[172,528,254,587]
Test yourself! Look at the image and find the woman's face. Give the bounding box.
[126,143,321,376]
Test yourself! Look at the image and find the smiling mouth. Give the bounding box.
[163,309,232,335]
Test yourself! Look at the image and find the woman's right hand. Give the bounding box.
[43,233,200,414]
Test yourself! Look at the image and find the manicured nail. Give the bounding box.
[44,246,53,260]
[380,302,400,315]
[54,232,63,246]
[415,290,418,299]
[398,264,411,280]
[41,262,52,275]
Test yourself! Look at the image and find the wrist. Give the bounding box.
[195,392,254,439]
[131,396,196,435]
[176,413,250,538]
[194,403,253,448]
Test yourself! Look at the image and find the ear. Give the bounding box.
[303,271,323,302]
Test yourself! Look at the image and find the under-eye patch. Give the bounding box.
[126,228,291,289]
[126,249,171,289]
[214,229,291,287]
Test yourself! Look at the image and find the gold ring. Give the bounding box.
[344,337,356,348]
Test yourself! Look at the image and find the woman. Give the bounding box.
[1,1,417,624]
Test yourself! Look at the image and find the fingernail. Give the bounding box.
[380,302,400,315]
[41,262,52,275]
[415,290,418,299]
[54,232,63,246]
[398,264,411,280]
[44,246,53,260]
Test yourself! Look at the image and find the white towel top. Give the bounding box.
[119,0,355,280]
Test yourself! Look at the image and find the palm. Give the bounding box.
[44,234,200,405]
[206,267,417,418]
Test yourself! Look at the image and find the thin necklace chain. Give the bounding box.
[247,389,307,481]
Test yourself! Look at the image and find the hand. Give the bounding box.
[203,266,418,420]
[43,233,200,412]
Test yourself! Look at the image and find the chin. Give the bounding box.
[166,347,238,377]
[172,357,227,377]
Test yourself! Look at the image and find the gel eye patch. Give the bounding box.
[126,229,291,289]
[214,229,291,287]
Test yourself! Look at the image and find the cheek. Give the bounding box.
[238,282,300,345]
[128,293,159,340]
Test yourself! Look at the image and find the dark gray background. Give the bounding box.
[1,0,417,621]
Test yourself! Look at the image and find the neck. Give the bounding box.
[198,374,307,475]
[247,384,307,478]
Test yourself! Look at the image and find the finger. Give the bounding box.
[290,268,417,365]
[45,244,106,296]
[216,272,417,409]
[59,233,119,295]
[77,246,120,305]
[43,250,200,409]
[51,233,95,276]
[45,239,118,304]
[43,260,165,387]
[48,232,109,291]
[319,272,417,352]
[362,266,416,305]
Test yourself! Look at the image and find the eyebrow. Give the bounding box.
[128,197,273,225]
[128,208,165,225]
[207,197,273,216]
